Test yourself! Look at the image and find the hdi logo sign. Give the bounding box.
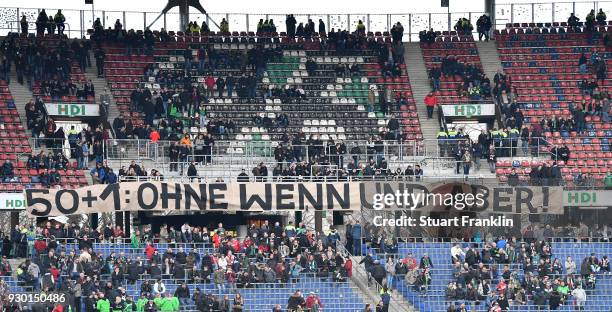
[57,104,87,116]
[45,103,99,117]
[564,191,612,207]
[454,105,481,117]
[0,193,26,210]
[5,198,25,208]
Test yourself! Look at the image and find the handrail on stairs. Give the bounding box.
[337,243,413,312]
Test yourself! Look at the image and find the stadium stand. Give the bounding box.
[494,23,612,186]
[3,222,367,311]
[103,32,422,144]
[0,4,610,312]
[363,238,612,312]
[421,30,491,105]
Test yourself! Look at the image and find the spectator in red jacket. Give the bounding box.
[149,129,160,142]
[145,243,156,260]
[403,252,418,271]
[424,92,438,119]
[344,258,353,278]
[205,75,216,97]
[34,237,47,256]
[305,292,323,310]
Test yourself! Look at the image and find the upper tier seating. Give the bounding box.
[103,34,423,143]
[494,24,612,184]
[421,32,487,104]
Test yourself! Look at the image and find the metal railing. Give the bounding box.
[103,138,426,163]
[5,20,71,37]
[102,137,557,166]
[2,2,612,41]
[0,7,485,42]
[116,174,500,184]
[103,138,158,161]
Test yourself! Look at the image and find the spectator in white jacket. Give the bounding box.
[565,256,577,275]
[451,244,465,264]
[571,285,587,310]
[153,279,166,294]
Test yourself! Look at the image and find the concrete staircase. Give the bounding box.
[475,40,503,84]
[476,40,503,129]
[84,51,121,126]
[7,74,34,137]
[351,256,416,312]
[404,42,439,156]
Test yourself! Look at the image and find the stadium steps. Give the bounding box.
[86,50,121,127]
[352,255,416,312]
[7,73,35,139]
[475,40,503,87]
[475,40,503,128]
[404,43,439,156]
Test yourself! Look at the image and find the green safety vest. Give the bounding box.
[97,299,111,312]
[136,298,148,312]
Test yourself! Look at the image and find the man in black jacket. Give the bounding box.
[94,48,105,77]
[174,283,192,306]
[370,260,386,286]
[126,259,142,284]
[387,114,400,140]
[476,14,492,41]
[237,169,249,183]
[508,169,520,186]
[216,77,225,98]
[305,58,317,76]
[187,161,198,181]
[168,142,180,172]
[285,15,297,38]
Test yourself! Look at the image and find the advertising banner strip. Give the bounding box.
[442,104,496,117]
[0,193,26,210]
[25,182,564,217]
[563,190,612,207]
[45,103,100,117]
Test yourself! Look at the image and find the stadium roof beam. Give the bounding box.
[485,0,495,29]
[147,0,219,32]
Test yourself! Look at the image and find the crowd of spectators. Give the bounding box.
[90,16,413,185]
[251,132,425,181]
[443,236,609,312]
[0,33,90,87]
[1,220,364,312]
[0,216,610,312]
[350,222,611,311]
